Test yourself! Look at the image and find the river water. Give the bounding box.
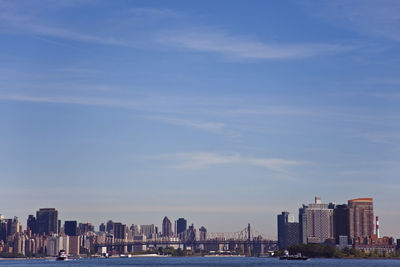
[0,257,399,266]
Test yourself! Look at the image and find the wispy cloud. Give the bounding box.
[148,152,307,172]
[0,94,240,137]
[158,30,354,60]
[363,132,400,145]
[129,7,178,19]
[0,1,129,46]
[0,94,136,108]
[306,0,400,42]
[0,12,126,46]
[143,115,224,132]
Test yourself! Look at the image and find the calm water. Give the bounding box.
[0,257,399,267]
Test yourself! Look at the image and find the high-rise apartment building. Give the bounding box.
[348,198,374,239]
[162,216,173,237]
[299,197,334,244]
[277,211,299,249]
[36,208,58,235]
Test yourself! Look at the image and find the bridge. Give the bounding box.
[94,224,277,256]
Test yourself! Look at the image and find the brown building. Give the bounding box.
[348,198,374,240]
[353,236,396,255]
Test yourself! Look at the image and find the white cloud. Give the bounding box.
[158,30,354,60]
[149,152,306,172]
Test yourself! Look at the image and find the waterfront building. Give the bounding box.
[47,235,69,256]
[12,233,25,256]
[348,198,374,239]
[277,211,299,249]
[353,236,396,255]
[299,205,307,244]
[299,197,334,244]
[333,204,350,242]
[162,216,173,237]
[68,235,80,256]
[36,208,58,235]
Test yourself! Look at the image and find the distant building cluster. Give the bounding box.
[277,197,398,254]
[0,209,210,257]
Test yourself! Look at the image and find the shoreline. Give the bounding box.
[2,256,400,260]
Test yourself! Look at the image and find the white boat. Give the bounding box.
[56,250,68,261]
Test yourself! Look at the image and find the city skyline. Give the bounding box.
[1,0,400,238]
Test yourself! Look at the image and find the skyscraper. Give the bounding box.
[106,220,114,233]
[99,223,106,232]
[176,218,187,237]
[0,216,8,243]
[199,226,207,241]
[162,216,172,237]
[36,208,58,235]
[64,221,77,236]
[298,205,307,244]
[348,198,374,239]
[27,215,37,235]
[140,224,156,239]
[113,222,126,240]
[333,204,350,242]
[277,211,299,249]
[299,197,333,244]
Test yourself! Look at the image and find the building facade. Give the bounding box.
[277,211,299,249]
[299,197,334,244]
[348,198,374,239]
[36,208,58,235]
[162,216,172,237]
[333,204,350,242]
[175,218,187,237]
[64,221,77,236]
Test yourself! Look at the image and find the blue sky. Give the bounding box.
[1,0,400,238]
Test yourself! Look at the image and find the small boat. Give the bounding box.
[279,250,308,260]
[57,250,68,261]
[279,255,309,260]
